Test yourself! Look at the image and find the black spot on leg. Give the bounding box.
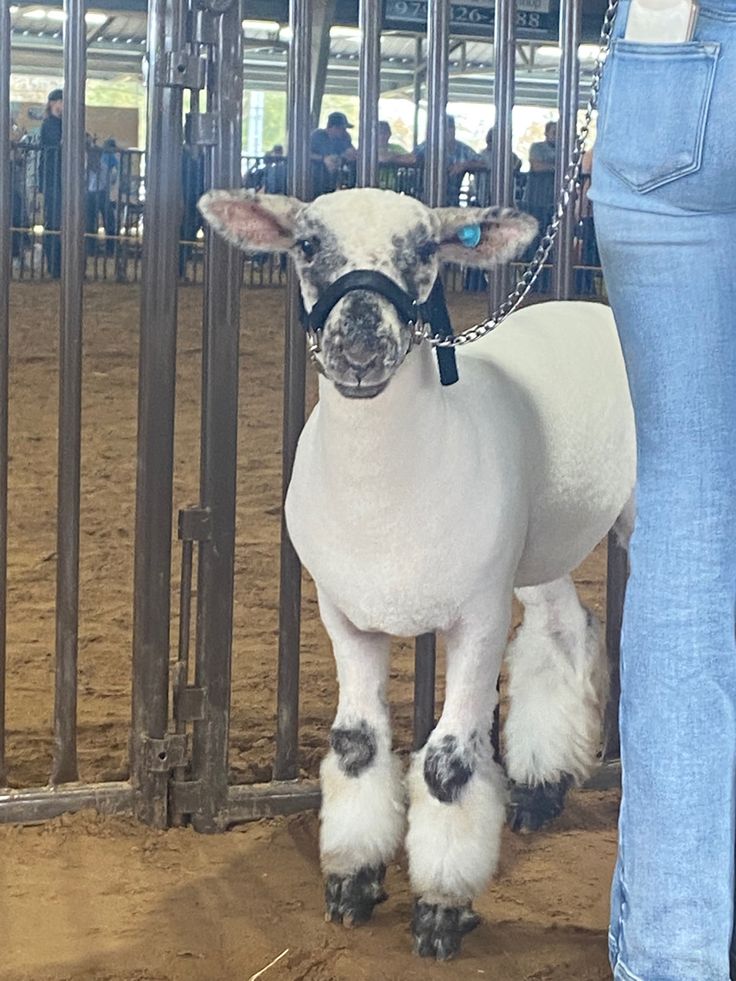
[423,733,479,803]
[330,721,377,777]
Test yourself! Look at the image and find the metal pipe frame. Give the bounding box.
[603,532,627,760]
[190,0,244,834]
[553,0,581,300]
[52,0,87,785]
[413,0,451,751]
[357,0,381,188]
[130,0,186,827]
[0,0,11,787]
[424,0,450,210]
[488,0,517,312]
[274,0,311,782]
[0,782,133,825]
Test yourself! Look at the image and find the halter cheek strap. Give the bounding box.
[299,269,459,386]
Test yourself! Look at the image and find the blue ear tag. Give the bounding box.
[457,224,481,248]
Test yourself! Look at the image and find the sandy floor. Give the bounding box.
[1,282,618,981]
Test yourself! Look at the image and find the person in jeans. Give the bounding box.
[589,2,736,978]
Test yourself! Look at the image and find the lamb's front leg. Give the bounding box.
[407,599,510,960]
[317,590,405,927]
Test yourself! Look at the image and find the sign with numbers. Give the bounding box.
[383,0,555,40]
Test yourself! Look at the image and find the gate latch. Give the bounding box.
[162,50,207,90]
[143,733,188,773]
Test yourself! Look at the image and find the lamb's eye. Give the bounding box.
[298,237,320,261]
[417,240,438,264]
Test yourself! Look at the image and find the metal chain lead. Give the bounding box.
[429,0,620,349]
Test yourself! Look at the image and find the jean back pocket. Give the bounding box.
[597,39,720,194]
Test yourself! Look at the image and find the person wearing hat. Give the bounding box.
[39,88,63,278]
[310,111,357,195]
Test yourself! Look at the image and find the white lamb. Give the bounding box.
[199,186,636,961]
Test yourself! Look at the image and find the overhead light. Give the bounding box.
[536,45,561,59]
[46,9,65,21]
[242,19,279,32]
[9,4,19,12]
[278,25,292,42]
[21,8,47,20]
[85,11,109,24]
[330,25,361,40]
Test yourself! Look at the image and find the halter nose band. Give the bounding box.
[299,269,459,386]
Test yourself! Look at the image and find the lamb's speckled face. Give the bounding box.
[292,190,439,398]
[198,186,538,400]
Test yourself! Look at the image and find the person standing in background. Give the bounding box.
[39,88,63,279]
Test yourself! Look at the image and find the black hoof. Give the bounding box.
[508,773,573,833]
[412,900,480,961]
[324,863,388,927]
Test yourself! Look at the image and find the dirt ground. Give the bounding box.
[1,281,618,981]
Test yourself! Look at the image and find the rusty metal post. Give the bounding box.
[357,0,381,188]
[189,0,244,834]
[488,0,517,312]
[0,0,10,786]
[553,0,581,299]
[52,0,87,785]
[131,0,186,827]
[603,532,627,760]
[274,0,312,782]
[413,0,450,751]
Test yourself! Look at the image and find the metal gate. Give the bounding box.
[0,0,624,828]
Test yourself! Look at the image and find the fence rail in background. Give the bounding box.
[6,143,604,295]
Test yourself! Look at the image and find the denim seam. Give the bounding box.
[699,6,736,22]
[613,959,646,981]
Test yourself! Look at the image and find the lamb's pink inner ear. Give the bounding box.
[212,200,287,248]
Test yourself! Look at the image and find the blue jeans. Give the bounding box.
[590,2,736,979]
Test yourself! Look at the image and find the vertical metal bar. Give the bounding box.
[603,530,627,761]
[190,0,243,834]
[553,0,581,300]
[413,0,450,750]
[357,0,381,188]
[131,0,186,826]
[0,0,11,786]
[488,0,516,312]
[424,0,450,209]
[274,0,312,782]
[52,0,86,785]
[412,38,422,151]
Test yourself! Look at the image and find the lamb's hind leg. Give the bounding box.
[505,575,608,833]
[407,598,510,960]
[317,590,405,927]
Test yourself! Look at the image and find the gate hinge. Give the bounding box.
[143,733,188,772]
[174,684,207,722]
[161,50,207,89]
[170,778,204,815]
[178,506,212,542]
[185,112,218,147]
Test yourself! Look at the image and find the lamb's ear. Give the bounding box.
[198,190,303,253]
[434,206,538,268]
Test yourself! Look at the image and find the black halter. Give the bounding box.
[299,269,459,387]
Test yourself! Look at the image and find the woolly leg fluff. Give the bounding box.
[317,589,405,877]
[320,745,405,876]
[406,599,512,906]
[406,746,507,904]
[504,575,609,786]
